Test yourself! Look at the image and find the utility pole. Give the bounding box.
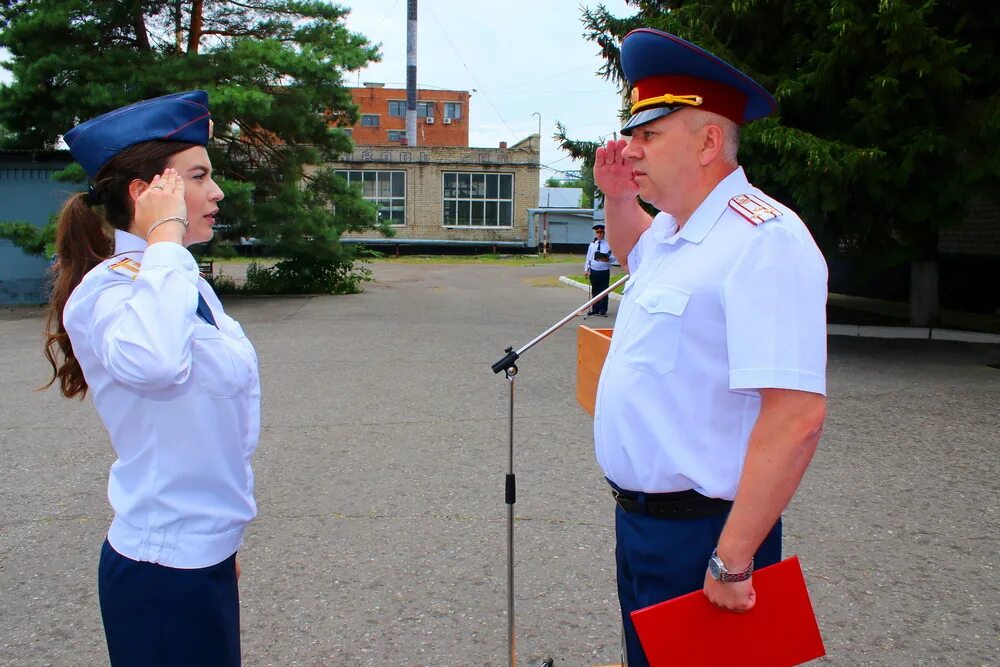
[406,0,418,146]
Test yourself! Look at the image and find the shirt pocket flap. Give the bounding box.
[190,326,254,398]
[634,285,691,316]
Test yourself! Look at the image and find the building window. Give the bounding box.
[444,103,462,120]
[389,101,434,118]
[336,170,406,225]
[388,130,407,142]
[443,172,513,227]
[360,114,379,127]
[417,102,434,118]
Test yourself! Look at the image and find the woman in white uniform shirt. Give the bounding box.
[43,91,259,666]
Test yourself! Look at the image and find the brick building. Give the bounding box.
[347,83,470,147]
[333,84,541,251]
[329,136,541,251]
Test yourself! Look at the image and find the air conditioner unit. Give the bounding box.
[426,117,435,124]
[442,117,452,125]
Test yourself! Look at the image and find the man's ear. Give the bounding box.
[127,178,148,203]
[699,124,724,166]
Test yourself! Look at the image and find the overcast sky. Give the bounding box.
[336,0,633,181]
[0,1,634,180]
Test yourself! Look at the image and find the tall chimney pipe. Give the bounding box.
[406,0,418,146]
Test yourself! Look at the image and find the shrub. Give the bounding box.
[211,273,240,295]
[241,258,372,295]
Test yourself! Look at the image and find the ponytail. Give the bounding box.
[43,193,113,398]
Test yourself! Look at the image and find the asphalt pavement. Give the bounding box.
[1,261,998,666]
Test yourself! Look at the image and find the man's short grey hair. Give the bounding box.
[685,109,740,164]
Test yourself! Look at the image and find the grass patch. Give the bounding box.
[527,276,566,288]
[566,273,627,294]
[202,255,280,265]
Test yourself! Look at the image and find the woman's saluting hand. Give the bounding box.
[133,168,188,244]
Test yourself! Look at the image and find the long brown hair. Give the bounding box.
[44,140,198,398]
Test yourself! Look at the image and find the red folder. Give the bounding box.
[630,555,825,666]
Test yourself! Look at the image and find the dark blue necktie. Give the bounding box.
[196,293,218,328]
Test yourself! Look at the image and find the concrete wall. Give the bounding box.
[939,196,1000,256]
[0,152,81,304]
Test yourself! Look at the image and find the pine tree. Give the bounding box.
[0,0,389,293]
[565,0,999,325]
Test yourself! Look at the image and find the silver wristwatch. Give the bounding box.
[708,548,754,583]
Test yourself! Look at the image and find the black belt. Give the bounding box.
[610,485,732,519]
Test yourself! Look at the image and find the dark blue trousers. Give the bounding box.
[615,506,782,667]
[589,268,611,314]
[98,539,241,667]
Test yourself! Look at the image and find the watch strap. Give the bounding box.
[711,548,754,583]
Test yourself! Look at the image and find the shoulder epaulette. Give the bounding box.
[108,257,141,280]
[728,194,782,226]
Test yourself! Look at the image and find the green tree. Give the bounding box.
[0,0,390,293]
[544,169,590,207]
[568,0,998,325]
[0,220,55,257]
[544,175,585,189]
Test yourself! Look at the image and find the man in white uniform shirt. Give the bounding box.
[584,222,616,317]
[592,29,828,666]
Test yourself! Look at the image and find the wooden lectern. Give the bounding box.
[576,325,613,416]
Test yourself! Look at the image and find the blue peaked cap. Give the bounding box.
[620,29,776,134]
[64,90,211,178]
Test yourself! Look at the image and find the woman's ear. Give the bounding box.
[127,178,148,204]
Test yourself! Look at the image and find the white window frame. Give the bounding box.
[442,172,514,228]
[443,102,462,120]
[388,100,406,117]
[336,170,407,226]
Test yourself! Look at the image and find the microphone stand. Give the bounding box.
[490,274,630,667]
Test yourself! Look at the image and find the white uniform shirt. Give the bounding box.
[594,167,827,498]
[585,238,616,272]
[63,230,260,568]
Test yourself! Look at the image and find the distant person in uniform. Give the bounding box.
[43,91,258,666]
[584,222,616,317]
[592,30,828,666]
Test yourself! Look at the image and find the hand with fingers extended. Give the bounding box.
[134,168,188,243]
[594,139,639,201]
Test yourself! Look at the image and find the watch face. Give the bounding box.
[708,555,722,580]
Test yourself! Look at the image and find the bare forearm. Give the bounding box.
[604,196,651,273]
[716,393,825,568]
